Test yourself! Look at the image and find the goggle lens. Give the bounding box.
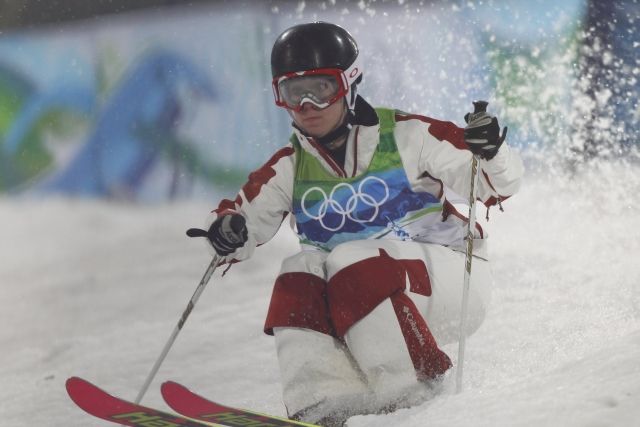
[274,72,347,111]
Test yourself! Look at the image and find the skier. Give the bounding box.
[198,22,523,426]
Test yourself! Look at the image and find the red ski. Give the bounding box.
[161,381,319,427]
[66,377,219,426]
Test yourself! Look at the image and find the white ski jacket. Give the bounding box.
[211,100,524,261]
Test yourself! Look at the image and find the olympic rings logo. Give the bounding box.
[300,176,390,231]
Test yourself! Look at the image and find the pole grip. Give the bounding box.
[472,100,488,114]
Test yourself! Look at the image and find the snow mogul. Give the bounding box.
[199,22,523,426]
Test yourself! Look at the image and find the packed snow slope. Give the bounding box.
[1,158,639,426]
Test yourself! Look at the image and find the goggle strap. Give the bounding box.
[343,55,363,86]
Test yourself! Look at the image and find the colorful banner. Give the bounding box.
[2,0,632,201]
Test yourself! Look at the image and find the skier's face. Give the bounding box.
[289,99,347,139]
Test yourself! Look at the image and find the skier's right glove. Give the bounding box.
[187,213,248,256]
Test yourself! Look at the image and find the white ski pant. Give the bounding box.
[264,239,491,420]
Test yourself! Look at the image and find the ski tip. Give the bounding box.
[161,381,194,415]
[161,381,199,412]
[161,380,176,393]
[66,377,101,414]
[161,380,225,416]
[161,380,188,397]
[66,376,81,387]
[161,380,180,388]
[66,376,89,397]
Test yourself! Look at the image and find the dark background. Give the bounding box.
[0,0,217,30]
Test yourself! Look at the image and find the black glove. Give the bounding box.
[463,101,508,160]
[187,214,248,256]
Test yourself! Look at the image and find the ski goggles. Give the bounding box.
[272,58,362,111]
[272,68,348,111]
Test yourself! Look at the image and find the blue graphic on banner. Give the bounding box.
[39,50,216,197]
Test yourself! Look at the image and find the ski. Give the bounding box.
[66,377,220,427]
[161,381,320,427]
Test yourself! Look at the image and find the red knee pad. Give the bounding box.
[327,248,450,379]
[390,291,452,379]
[327,248,433,337]
[264,272,334,336]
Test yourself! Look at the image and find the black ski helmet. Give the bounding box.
[271,22,363,110]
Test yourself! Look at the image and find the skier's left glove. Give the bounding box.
[187,213,248,256]
[464,110,508,160]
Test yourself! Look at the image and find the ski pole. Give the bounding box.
[455,100,486,393]
[135,251,222,404]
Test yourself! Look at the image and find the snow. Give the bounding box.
[1,156,640,426]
